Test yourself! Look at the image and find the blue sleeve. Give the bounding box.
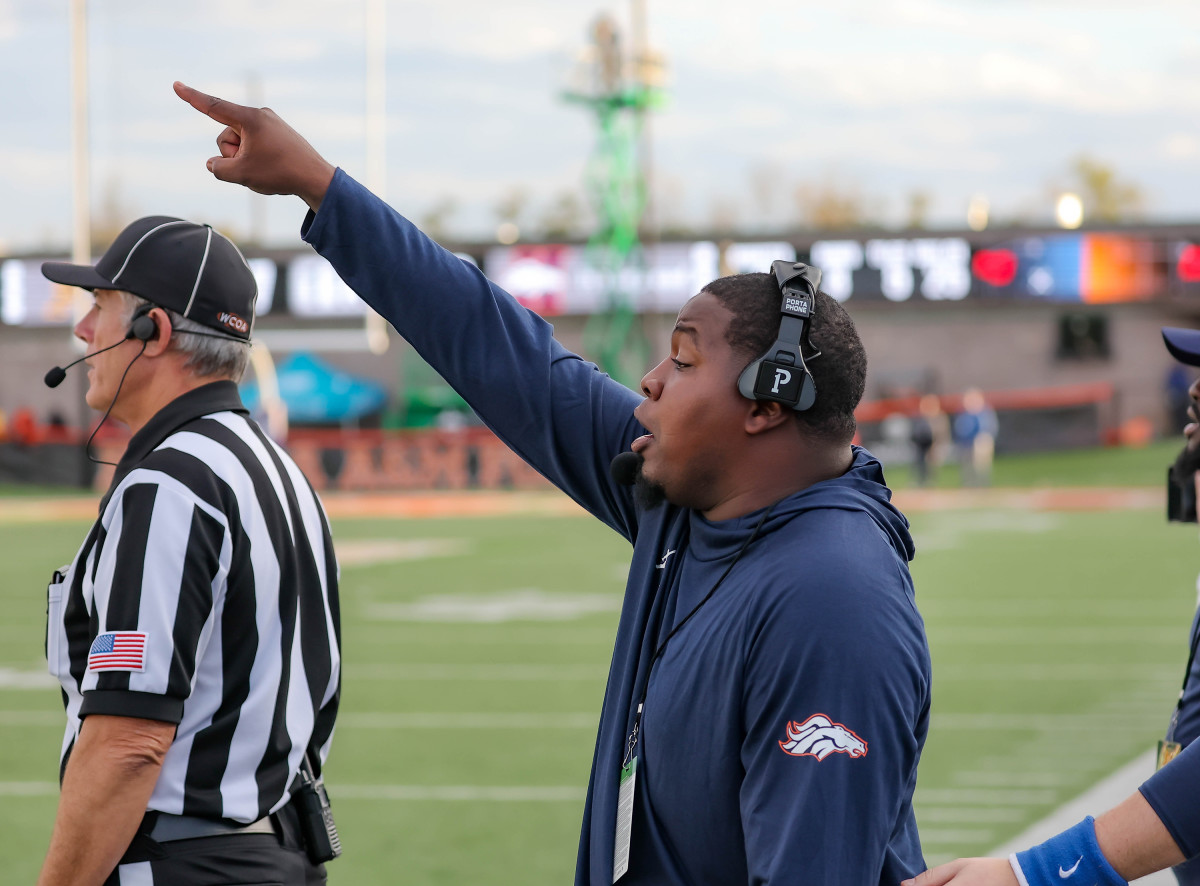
[1141,735,1200,858]
[739,546,930,884]
[301,169,644,539]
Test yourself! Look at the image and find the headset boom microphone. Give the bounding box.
[610,451,643,487]
[44,338,133,388]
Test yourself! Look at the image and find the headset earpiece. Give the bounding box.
[736,260,820,412]
[128,304,158,342]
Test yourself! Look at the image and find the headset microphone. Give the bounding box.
[610,451,643,487]
[44,338,136,388]
[44,303,242,389]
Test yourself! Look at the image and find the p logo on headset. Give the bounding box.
[736,260,821,412]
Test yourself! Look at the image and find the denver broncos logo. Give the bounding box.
[778,714,868,760]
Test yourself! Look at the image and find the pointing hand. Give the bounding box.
[173,81,336,212]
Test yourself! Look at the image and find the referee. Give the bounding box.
[37,217,341,886]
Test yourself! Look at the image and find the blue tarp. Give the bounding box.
[240,351,387,424]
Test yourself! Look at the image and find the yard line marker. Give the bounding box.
[338,712,597,729]
[335,538,468,567]
[334,785,585,802]
[934,664,1174,681]
[933,713,1166,731]
[0,668,56,690]
[0,782,57,795]
[986,749,1174,886]
[918,807,1027,823]
[349,663,604,681]
[916,788,1059,806]
[0,711,61,725]
[918,828,995,845]
[952,771,1081,787]
[363,589,621,623]
[932,627,1181,645]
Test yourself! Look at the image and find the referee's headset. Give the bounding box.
[44,303,241,389]
[43,302,246,467]
[735,260,822,412]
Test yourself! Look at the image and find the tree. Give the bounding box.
[537,190,587,241]
[906,190,931,229]
[793,179,867,230]
[1070,155,1144,223]
[419,197,458,242]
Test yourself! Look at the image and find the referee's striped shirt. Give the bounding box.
[46,380,340,823]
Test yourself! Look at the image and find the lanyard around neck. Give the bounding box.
[621,503,774,766]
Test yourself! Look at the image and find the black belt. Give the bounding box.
[147,812,276,842]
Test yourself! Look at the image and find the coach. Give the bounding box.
[38,218,341,886]
[176,82,932,886]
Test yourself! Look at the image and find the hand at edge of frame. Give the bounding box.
[173,81,336,213]
[900,857,1018,886]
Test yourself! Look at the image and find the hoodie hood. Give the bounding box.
[688,445,915,564]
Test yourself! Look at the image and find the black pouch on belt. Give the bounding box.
[294,754,342,864]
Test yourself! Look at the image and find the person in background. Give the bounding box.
[910,394,950,487]
[955,388,997,487]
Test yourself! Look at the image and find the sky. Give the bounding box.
[1,0,1199,255]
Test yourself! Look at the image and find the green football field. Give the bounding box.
[1,442,1198,882]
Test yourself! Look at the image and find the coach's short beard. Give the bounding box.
[633,470,667,510]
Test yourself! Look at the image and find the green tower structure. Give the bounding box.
[564,11,665,390]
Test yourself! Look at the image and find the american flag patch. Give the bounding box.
[87,632,148,673]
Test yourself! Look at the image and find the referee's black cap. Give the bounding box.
[1164,327,1200,367]
[42,216,257,340]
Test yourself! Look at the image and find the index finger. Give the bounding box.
[173,81,253,128]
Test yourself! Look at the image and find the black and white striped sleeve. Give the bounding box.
[79,471,231,723]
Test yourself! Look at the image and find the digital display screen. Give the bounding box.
[0,259,77,326]
[809,237,972,302]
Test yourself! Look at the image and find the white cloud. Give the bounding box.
[4,0,1200,251]
[1162,134,1200,160]
[0,0,16,42]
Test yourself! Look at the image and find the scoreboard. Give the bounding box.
[2,230,1198,326]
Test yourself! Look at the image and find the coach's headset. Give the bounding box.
[736,260,821,412]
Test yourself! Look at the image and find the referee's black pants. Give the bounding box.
[103,803,326,886]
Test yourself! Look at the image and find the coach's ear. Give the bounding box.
[745,398,791,435]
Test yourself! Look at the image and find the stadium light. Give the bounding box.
[496,222,520,245]
[967,195,989,231]
[1056,192,1084,229]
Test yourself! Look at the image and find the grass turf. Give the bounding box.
[0,443,1196,881]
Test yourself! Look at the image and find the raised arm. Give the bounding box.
[174,82,645,537]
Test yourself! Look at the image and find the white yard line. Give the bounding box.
[348,663,604,680]
[338,712,597,729]
[986,749,1175,885]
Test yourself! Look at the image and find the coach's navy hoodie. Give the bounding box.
[303,170,931,886]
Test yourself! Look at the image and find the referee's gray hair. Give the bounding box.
[119,291,251,382]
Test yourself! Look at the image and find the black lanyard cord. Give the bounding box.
[1163,598,1200,744]
[622,502,775,766]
